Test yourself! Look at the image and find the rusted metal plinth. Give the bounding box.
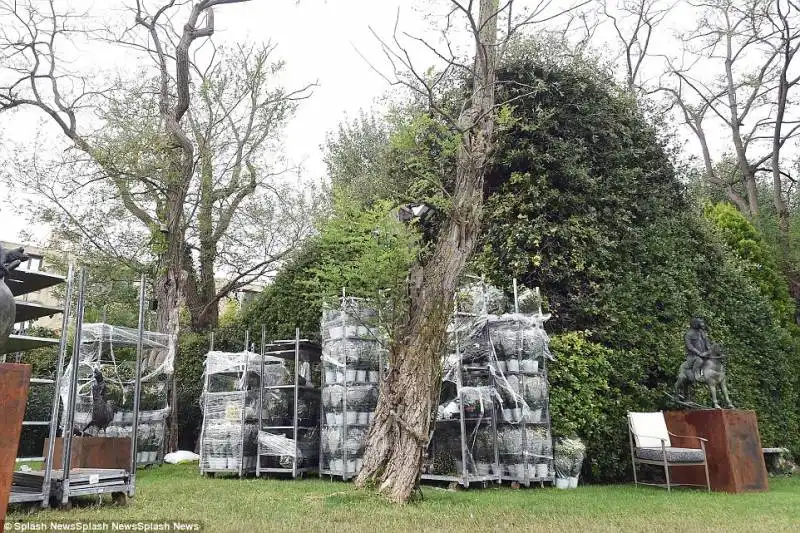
[45,437,132,470]
[665,409,768,493]
[0,363,32,528]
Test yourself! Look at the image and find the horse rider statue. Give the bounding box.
[686,317,711,383]
[674,317,735,409]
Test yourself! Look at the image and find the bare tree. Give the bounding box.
[599,0,800,227]
[352,0,587,503]
[0,0,252,450]
[765,0,800,232]
[182,42,315,331]
[601,0,675,93]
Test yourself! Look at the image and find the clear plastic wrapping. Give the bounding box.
[59,323,172,465]
[257,428,320,469]
[199,351,283,473]
[319,297,387,479]
[424,285,556,485]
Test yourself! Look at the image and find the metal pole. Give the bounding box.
[209,331,215,352]
[244,330,250,353]
[61,267,88,506]
[129,274,147,495]
[457,319,468,487]
[293,328,300,478]
[41,264,75,507]
[257,324,265,477]
[239,349,249,477]
[199,361,210,475]
[513,278,519,314]
[340,288,348,479]
[535,287,542,316]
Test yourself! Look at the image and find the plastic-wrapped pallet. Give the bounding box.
[199,351,282,475]
[423,283,556,487]
[257,428,320,469]
[59,323,171,466]
[319,298,386,479]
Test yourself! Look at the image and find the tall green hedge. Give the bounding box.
[477,53,800,481]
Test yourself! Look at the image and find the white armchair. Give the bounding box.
[627,411,710,492]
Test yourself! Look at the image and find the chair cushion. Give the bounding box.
[628,412,671,448]
[636,447,705,463]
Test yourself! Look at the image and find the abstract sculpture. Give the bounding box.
[0,245,29,352]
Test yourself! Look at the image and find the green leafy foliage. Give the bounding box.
[548,332,627,480]
[303,194,419,304]
[238,242,324,341]
[220,43,800,483]
[705,202,796,326]
[475,50,800,481]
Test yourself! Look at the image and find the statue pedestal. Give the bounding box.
[45,437,132,470]
[665,409,768,493]
[0,363,32,529]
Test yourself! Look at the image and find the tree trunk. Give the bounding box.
[183,245,220,332]
[355,0,499,503]
[773,58,791,235]
[154,229,185,453]
[694,119,750,214]
[724,30,758,216]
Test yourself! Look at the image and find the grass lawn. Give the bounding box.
[7,464,800,532]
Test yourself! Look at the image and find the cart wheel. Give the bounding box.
[510,481,521,490]
[112,492,128,506]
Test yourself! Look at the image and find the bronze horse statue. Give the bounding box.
[674,343,734,409]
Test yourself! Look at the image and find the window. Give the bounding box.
[21,254,43,272]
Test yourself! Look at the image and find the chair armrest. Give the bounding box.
[667,431,708,443]
[629,433,669,444]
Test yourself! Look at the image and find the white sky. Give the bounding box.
[1,0,429,242]
[0,0,781,244]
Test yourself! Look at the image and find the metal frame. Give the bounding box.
[422,279,555,489]
[627,413,711,492]
[423,280,500,488]
[9,265,74,507]
[56,271,150,507]
[256,328,322,478]
[318,290,385,481]
[198,331,257,477]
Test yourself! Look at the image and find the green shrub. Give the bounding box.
[705,202,796,326]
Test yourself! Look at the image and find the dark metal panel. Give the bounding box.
[0,335,59,355]
[14,301,63,323]
[6,270,65,298]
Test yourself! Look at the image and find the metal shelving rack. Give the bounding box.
[68,323,170,467]
[51,271,150,507]
[496,284,554,487]
[319,292,385,481]
[7,268,163,508]
[256,328,321,478]
[422,284,501,488]
[4,264,71,508]
[422,280,554,489]
[199,333,264,477]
